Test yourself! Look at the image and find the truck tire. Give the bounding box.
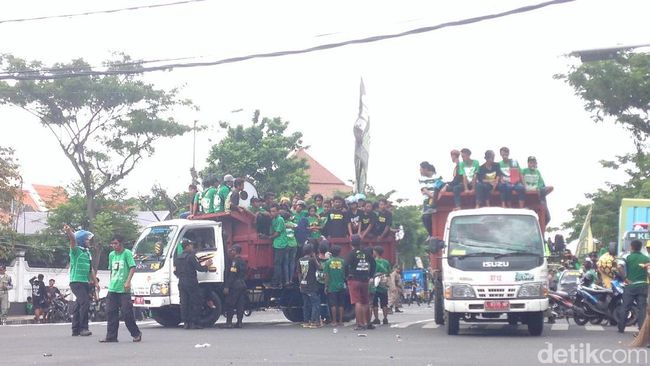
[434,287,444,325]
[527,312,544,336]
[281,289,304,323]
[152,306,181,327]
[197,292,222,328]
[446,311,460,335]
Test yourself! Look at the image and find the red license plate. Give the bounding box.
[134,296,144,305]
[484,300,509,311]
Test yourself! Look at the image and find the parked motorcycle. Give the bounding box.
[572,274,637,327]
[46,293,71,323]
[548,290,577,322]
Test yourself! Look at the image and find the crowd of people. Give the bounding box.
[418,146,553,237]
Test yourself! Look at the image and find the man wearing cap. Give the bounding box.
[174,239,212,329]
[0,264,13,325]
[64,224,99,336]
[216,174,234,213]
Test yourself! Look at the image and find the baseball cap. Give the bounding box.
[296,200,306,207]
[527,156,537,162]
[223,174,235,182]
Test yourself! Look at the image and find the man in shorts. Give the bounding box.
[323,246,346,326]
[344,235,376,330]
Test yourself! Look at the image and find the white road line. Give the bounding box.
[421,322,439,329]
[625,326,638,333]
[550,323,569,331]
[7,320,157,328]
[584,324,605,331]
[391,318,436,329]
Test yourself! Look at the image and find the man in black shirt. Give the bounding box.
[477,150,502,208]
[29,274,47,323]
[373,199,393,239]
[299,244,321,328]
[222,244,247,329]
[174,239,212,329]
[345,235,376,330]
[359,201,377,240]
[347,200,362,237]
[323,196,349,239]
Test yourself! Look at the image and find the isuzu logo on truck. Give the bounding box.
[482,261,510,268]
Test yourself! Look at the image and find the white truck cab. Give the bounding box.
[442,208,549,336]
[130,219,225,327]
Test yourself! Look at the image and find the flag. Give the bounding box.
[575,206,594,261]
[353,78,370,194]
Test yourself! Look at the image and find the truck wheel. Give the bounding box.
[446,312,460,335]
[527,312,544,336]
[281,289,304,323]
[152,306,181,327]
[197,292,222,328]
[434,287,444,325]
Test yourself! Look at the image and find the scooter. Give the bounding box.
[547,290,577,323]
[609,276,638,327]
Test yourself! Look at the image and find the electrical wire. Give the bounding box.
[0,0,211,25]
[0,0,576,81]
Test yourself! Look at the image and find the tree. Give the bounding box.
[0,54,192,231]
[556,52,650,146]
[562,152,650,244]
[0,146,21,226]
[203,110,309,197]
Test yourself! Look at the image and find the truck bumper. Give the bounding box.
[444,298,548,313]
[131,296,171,308]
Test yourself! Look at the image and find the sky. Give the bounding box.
[0,0,647,234]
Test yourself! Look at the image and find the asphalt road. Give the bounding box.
[0,306,645,366]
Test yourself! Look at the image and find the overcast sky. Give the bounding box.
[0,0,646,232]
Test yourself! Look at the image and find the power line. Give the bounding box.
[0,0,576,81]
[0,0,210,25]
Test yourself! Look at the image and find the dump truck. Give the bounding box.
[428,190,549,336]
[129,209,398,327]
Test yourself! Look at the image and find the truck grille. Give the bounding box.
[475,286,517,299]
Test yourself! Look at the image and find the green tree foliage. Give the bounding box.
[0,146,21,225]
[136,184,190,218]
[204,110,308,198]
[557,52,650,145]
[0,54,192,229]
[562,152,650,243]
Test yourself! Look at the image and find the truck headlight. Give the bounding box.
[150,282,169,296]
[517,283,545,298]
[445,284,476,299]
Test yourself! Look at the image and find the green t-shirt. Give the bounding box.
[69,247,92,283]
[323,257,346,292]
[286,222,298,248]
[271,216,288,249]
[308,216,321,239]
[201,187,217,214]
[624,252,650,288]
[499,160,520,179]
[293,210,308,223]
[370,258,391,294]
[108,249,136,293]
[458,160,480,183]
[521,168,545,191]
[193,192,201,204]
[217,184,230,213]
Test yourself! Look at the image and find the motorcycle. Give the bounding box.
[89,297,107,322]
[548,290,577,322]
[46,293,72,323]
[609,276,638,327]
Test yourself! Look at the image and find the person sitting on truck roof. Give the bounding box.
[373,199,393,239]
[477,150,502,208]
[323,196,349,239]
[250,197,272,236]
[419,161,444,237]
[269,205,289,287]
[181,184,199,219]
[444,149,462,194]
[497,146,525,208]
[522,156,554,220]
[453,148,480,211]
[200,176,219,214]
[215,174,234,213]
[225,178,244,213]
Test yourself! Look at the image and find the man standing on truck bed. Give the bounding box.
[222,244,247,329]
[270,205,289,287]
[174,239,212,330]
[200,176,218,214]
[217,174,234,212]
[373,199,393,239]
[323,196,349,239]
[345,235,376,330]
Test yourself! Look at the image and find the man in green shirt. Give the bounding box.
[64,224,99,337]
[521,156,554,203]
[100,234,142,343]
[453,148,480,210]
[284,211,298,285]
[497,146,525,208]
[269,205,289,287]
[323,245,346,326]
[216,174,234,213]
[370,246,391,325]
[617,239,649,333]
[200,176,218,214]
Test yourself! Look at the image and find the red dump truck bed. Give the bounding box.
[192,210,398,282]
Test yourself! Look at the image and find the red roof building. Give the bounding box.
[295,149,353,198]
[21,184,68,212]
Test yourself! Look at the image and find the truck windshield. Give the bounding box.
[133,225,178,272]
[448,215,543,257]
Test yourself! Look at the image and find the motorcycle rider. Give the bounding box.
[222,244,247,329]
[617,239,649,334]
[174,239,212,329]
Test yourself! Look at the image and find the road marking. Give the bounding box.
[6,320,157,328]
[625,326,637,333]
[550,323,569,331]
[391,318,436,328]
[584,324,605,331]
[421,322,439,329]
